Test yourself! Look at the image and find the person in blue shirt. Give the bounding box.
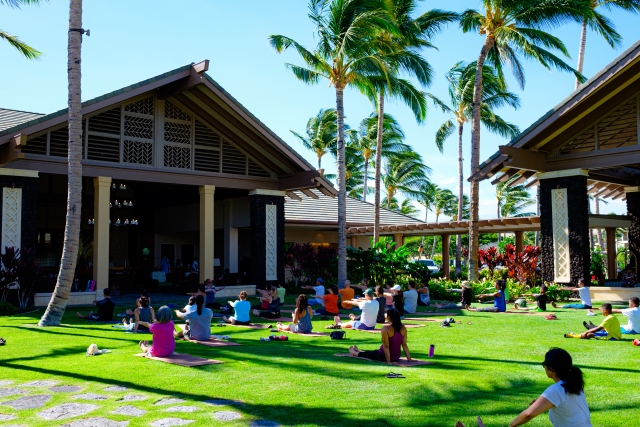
[157,255,170,274]
[222,291,251,325]
[467,280,507,313]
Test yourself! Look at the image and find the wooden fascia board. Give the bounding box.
[199,81,313,172]
[547,145,640,172]
[157,66,204,100]
[172,93,285,175]
[279,170,321,191]
[499,146,547,171]
[588,172,638,187]
[0,134,25,166]
[0,69,191,146]
[471,154,508,182]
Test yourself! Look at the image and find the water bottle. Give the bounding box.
[428,344,435,358]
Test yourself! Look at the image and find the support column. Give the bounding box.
[393,233,404,249]
[349,235,358,248]
[515,231,524,254]
[441,235,450,279]
[199,185,215,284]
[538,169,589,285]
[93,177,112,296]
[250,189,285,289]
[223,200,238,273]
[625,187,640,271]
[605,227,617,280]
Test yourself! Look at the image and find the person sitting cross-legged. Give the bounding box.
[565,303,621,340]
[552,279,592,310]
[612,297,640,334]
[332,288,379,330]
[222,291,251,325]
[314,285,340,317]
[436,281,473,310]
[174,295,213,341]
[466,280,506,313]
[514,285,552,312]
[138,306,176,358]
[277,294,313,334]
[130,296,154,333]
[348,309,412,365]
[76,288,115,321]
[252,287,281,319]
[302,278,325,305]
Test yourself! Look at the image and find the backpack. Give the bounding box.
[330,331,346,340]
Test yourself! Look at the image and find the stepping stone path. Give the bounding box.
[250,421,281,427]
[50,386,83,393]
[149,418,195,427]
[0,380,14,386]
[2,395,51,410]
[73,393,109,400]
[38,403,98,420]
[62,418,129,427]
[214,411,242,421]
[118,394,147,402]
[112,405,146,417]
[155,398,186,406]
[203,399,243,406]
[0,414,17,421]
[165,406,200,413]
[22,380,58,387]
[0,388,24,398]
[104,386,128,392]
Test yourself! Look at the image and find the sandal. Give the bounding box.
[325,324,341,329]
[386,372,405,378]
[0,338,5,346]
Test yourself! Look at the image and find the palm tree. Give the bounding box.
[575,0,640,89]
[430,60,519,277]
[415,181,438,223]
[460,0,588,280]
[290,108,338,169]
[371,0,457,243]
[384,197,419,216]
[430,187,456,257]
[496,176,535,243]
[39,0,84,326]
[269,0,399,286]
[382,151,429,209]
[1,0,45,59]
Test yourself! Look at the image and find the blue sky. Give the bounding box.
[2,1,639,219]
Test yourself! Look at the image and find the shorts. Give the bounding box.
[289,324,311,334]
[353,321,375,330]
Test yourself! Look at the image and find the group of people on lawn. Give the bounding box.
[74,275,640,427]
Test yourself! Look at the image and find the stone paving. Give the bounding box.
[0,379,282,426]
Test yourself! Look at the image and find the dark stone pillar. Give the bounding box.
[626,191,640,270]
[0,174,38,252]
[539,174,590,285]
[249,193,285,289]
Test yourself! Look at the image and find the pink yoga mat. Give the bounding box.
[134,353,222,366]
[333,353,434,366]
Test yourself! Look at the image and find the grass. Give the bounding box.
[0,296,639,427]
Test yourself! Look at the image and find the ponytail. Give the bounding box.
[544,348,584,395]
[195,294,204,316]
[387,308,402,332]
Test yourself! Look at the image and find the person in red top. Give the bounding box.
[315,285,340,316]
[138,306,176,358]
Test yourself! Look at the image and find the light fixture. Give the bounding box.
[109,202,112,209]
[119,184,126,190]
[116,219,121,226]
[111,183,116,190]
[128,201,133,207]
[124,219,130,226]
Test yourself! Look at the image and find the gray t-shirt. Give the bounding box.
[183,308,214,341]
[403,289,418,314]
[541,381,592,427]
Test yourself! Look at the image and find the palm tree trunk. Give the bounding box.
[39,0,84,326]
[595,196,603,247]
[363,158,369,202]
[497,201,501,243]
[575,18,587,90]
[469,34,496,281]
[431,213,439,258]
[455,123,463,277]
[318,156,322,170]
[336,87,347,287]
[373,92,385,243]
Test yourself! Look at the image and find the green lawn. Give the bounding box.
[0,297,638,427]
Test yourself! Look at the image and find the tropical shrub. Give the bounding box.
[1,247,40,309]
[502,244,540,286]
[590,247,606,283]
[0,301,17,316]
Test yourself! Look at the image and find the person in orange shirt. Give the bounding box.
[339,280,355,310]
[315,285,340,316]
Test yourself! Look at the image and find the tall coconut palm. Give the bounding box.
[430,60,519,276]
[291,108,338,169]
[574,0,640,89]
[269,0,399,286]
[460,0,589,280]
[39,0,84,326]
[371,0,457,243]
[415,181,438,223]
[1,0,46,59]
[382,151,429,208]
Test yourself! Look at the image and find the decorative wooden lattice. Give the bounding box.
[1,188,21,254]
[123,140,153,165]
[165,100,191,121]
[265,204,278,280]
[124,96,154,115]
[124,115,153,140]
[552,188,571,282]
[164,122,191,144]
[164,145,191,169]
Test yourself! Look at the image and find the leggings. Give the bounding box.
[315,308,339,316]
[357,350,381,361]
[230,319,250,325]
[438,303,462,309]
[475,307,499,312]
[206,302,222,310]
[562,303,591,309]
[257,311,281,319]
[417,299,430,306]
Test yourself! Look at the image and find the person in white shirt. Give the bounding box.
[302,278,325,305]
[403,281,419,314]
[553,279,592,309]
[508,348,591,427]
[331,289,379,330]
[612,297,640,334]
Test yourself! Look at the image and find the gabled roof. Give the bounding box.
[285,188,424,227]
[0,108,44,132]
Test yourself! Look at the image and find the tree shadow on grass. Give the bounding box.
[2,325,142,344]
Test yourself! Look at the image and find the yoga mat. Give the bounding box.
[218,323,269,329]
[333,353,434,366]
[134,353,222,366]
[280,330,329,337]
[405,312,458,317]
[350,324,426,333]
[191,338,242,347]
[501,310,550,316]
[276,313,352,322]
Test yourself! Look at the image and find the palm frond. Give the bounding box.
[435,120,456,153]
[0,30,41,59]
[459,9,482,33]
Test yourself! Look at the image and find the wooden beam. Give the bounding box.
[525,178,539,189]
[594,184,619,198]
[508,170,536,186]
[588,172,638,187]
[499,145,547,171]
[300,188,319,199]
[491,168,519,185]
[279,170,321,191]
[317,186,335,197]
[286,191,302,201]
[158,65,204,100]
[470,154,508,182]
[601,186,624,199]
[547,144,640,172]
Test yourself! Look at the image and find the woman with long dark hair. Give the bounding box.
[508,348,591,426]
[174,294,214,341]
[348,309,412,364]
[277,294,313,334]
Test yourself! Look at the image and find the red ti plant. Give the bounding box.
[502,244,540,286]
[478,247,502,274]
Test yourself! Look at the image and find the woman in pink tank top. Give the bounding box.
[347,309,412,364]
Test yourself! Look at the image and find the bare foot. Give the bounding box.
[349,313,356,320]
[551,301,558,308]
[122,318,127,325]
[222,316,229,322]
[334,315,342,325]
[348,346,359,357]
[252,309,260,316]
[76,312,84,319]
